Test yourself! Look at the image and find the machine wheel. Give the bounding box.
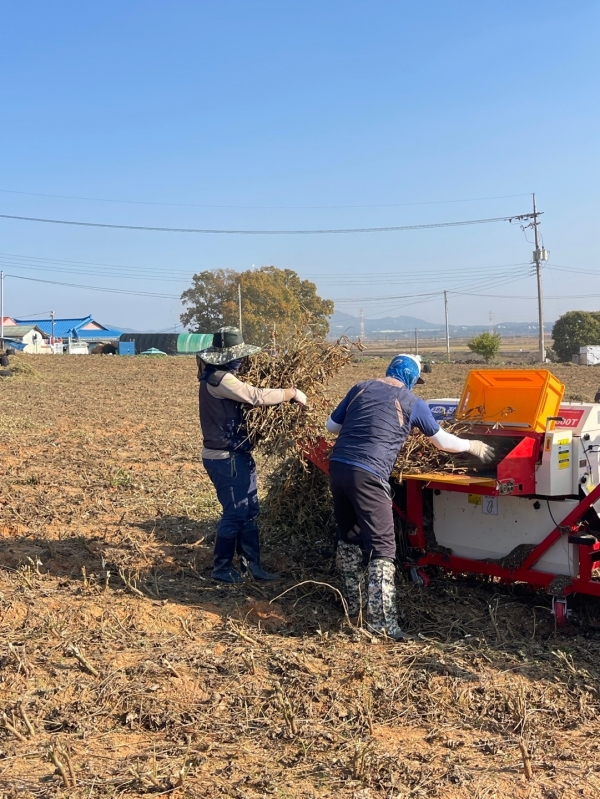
[552,598,568,626]
[417,568,430,587]
[409,566,430,587]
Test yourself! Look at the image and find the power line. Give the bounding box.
[0,250,530,278]
[0,250,536,294]
[9,309,53,317]
[458,291,600,300]
[0,256,530,289]
[333,272,532,303]
[333,274,535,318]
[0,188,533,210]
[547,264,600,276]
[305,263,531,284]
[0,212,534,235]
[12,266,592,313]
[2,249,534,311]
[0,258,191,284]
[5,273,180,299]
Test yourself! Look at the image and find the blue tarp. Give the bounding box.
[2,338,26,351]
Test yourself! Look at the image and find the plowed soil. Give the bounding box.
[1,354,600,798]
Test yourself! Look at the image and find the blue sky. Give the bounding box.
[1,1,599,331]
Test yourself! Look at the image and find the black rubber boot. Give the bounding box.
[238,524,279,581]
[212,535,243,583]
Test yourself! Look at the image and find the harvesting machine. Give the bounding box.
[306,369,600,623]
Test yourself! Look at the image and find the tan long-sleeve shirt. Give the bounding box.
[202,373,293,459]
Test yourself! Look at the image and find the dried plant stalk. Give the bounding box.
[49,746,72,788]
[392,422,473,481]
[1,712,27,743]
[519,739,533,780]
[241,326,360,457]
[260,456,335,551]
[17,702,35,737]
[65,643,100,678]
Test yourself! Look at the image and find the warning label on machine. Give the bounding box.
[558,445,571,470]
[482,496,498,515]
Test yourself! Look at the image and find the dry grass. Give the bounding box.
[391,423,473,481]
[1,353,36,377]
[242,330,359,457]
[1,354,600,797]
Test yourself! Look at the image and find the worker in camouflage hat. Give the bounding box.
[326,354,494,641]
[197,327,307,583]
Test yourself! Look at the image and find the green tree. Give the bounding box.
[552,310,600,362]
[180,268,238,332]
[180,266,334,343]
[468,331,501,363]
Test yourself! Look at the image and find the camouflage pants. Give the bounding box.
[335,540,366,616]
[367,558,408,640]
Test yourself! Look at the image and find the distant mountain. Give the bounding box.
[106,325,137,334]
[105,325,182,334]
[330,311,440,336]
[329,310,553,339]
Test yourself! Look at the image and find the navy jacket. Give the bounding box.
[330,377,439,480]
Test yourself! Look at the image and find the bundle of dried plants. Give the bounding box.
[260,456,335,556]
[392,422,473,481]
[241,327,360,457]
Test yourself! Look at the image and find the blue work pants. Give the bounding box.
[202,452,260,545]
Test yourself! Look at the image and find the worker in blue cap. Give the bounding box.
[326,354,494,640]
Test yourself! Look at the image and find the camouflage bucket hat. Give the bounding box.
[197,326,262,365]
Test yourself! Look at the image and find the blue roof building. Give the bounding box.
[15,315,122,343]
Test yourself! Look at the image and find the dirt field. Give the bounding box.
[361,336,551,362]
[1,354,600,798]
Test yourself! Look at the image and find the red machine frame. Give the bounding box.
[304,438,600,602]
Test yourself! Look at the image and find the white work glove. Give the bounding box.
[291,388,307,406]
[469,440,495,464]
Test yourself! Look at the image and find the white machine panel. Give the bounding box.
[535,430,573,496]
[558,403,600,502]
[433,493,578,577]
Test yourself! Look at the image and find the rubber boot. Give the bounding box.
[335,540,366,617]
[212,535,243,583]
[367,558,412,641]
[238,524,279,581]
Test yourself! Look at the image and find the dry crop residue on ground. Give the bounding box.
[1,355,600,798]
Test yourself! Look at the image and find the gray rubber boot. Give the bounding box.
[336,541,366,617]
[367,558,412,641]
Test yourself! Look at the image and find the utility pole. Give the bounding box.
[359,308,365,344]
[238,284,242,334]
[489,311,493,334]
[414,327,419,356]
[51,310,55,351]
[532,193,548,362]
[444,290,450,360]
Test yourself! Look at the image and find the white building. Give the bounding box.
[2,324,48,354]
